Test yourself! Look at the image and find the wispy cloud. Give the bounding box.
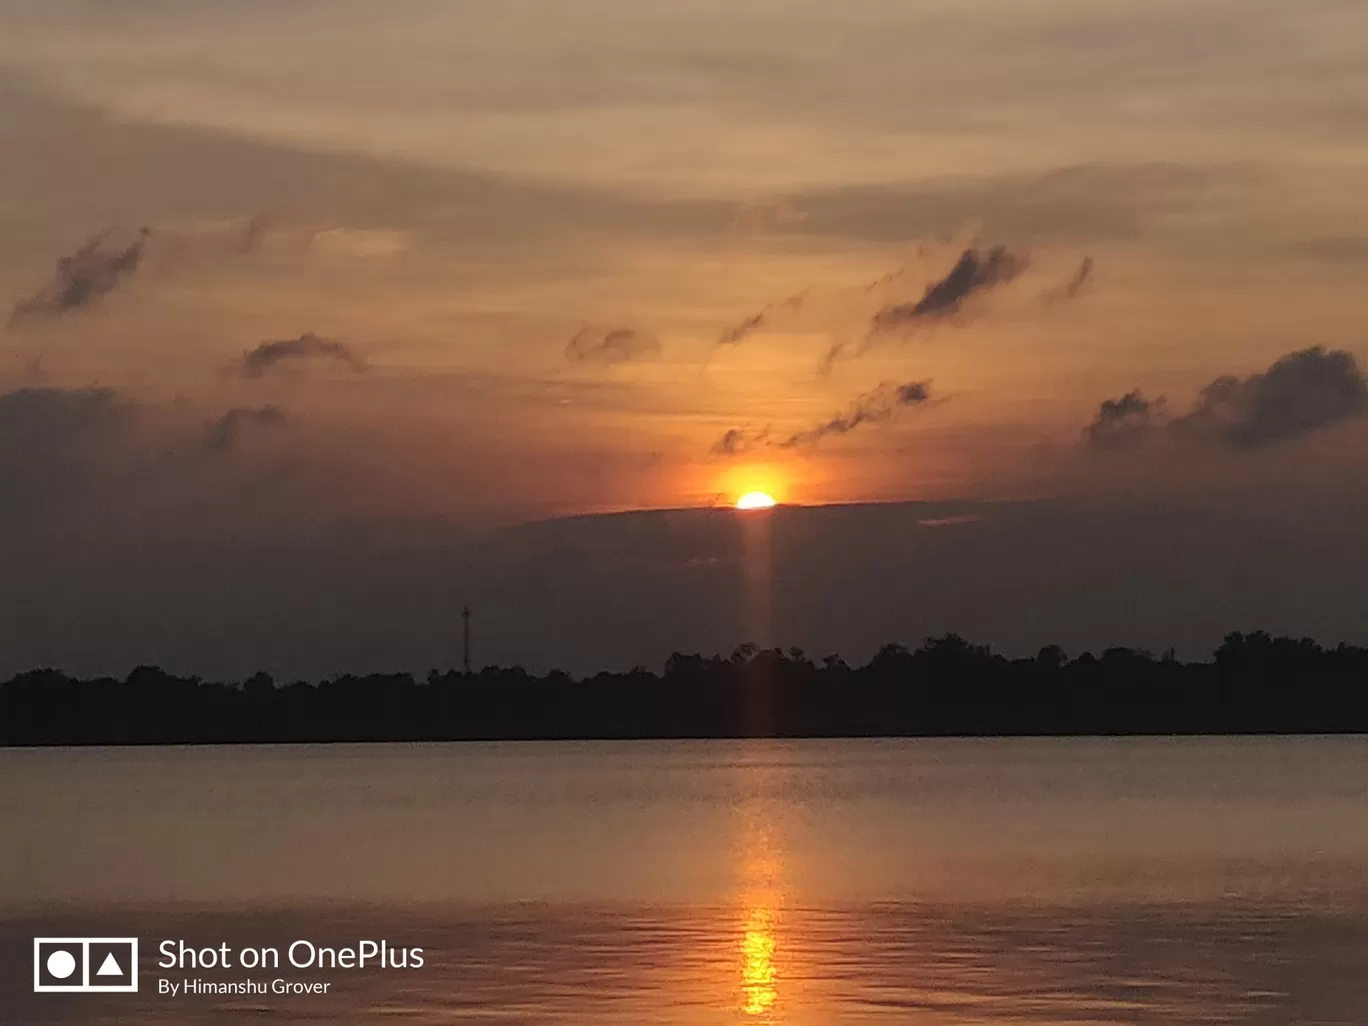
[9,228,151,325]
[235,333,368,379]
[871,245,1027,332]
[202,406,289,453]
[716,290,809,347]
[8,214,336,329]
[779,381,932,448]
[713,380,933,455]
[711,426,770,457]
[1042,256,1094,304]
[565,325,662,364]
[820,245,1028,371]
[718,312,766,348]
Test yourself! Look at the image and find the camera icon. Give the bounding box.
[33,938,138,993]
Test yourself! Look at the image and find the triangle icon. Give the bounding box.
[96,952,123,976]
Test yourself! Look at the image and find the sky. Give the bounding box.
[1,0,1367,676]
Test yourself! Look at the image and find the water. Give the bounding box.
[3,737,1368,1022]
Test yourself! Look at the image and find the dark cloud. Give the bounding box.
[0,386,125,446]
[1086,348,1368,452]
[1171,347,1368,448]
[816,336,858,377]
[819,246,1028,372]
[0,387,131,519]
[718,312,766,348]
[895,381,933,403]
[9,228,151,324]
[781,380,932,448]
[713,380,933,455]
[871,245,1028,332]
[1043,256,1095,304]
[10,214,318,325]
[1084,389,1162,449]
[202,406,289,454]
[717,290,809,347]
[565,325,662,364]
[236,333,368,379]
[863,265,915,293]
[7,496,1368,681]
[242,210,284,253]
[711,427,769,457]
[0,385,312,543]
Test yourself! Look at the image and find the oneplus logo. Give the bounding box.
[34,938,139,993]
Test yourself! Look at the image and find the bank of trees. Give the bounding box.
[3,631,1366,744]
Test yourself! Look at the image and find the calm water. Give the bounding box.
[3,737,1368,1023]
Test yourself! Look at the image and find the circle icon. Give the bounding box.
[46,950,77,979]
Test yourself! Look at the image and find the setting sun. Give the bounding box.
[736,491,777,510]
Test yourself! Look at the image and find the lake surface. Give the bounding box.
[3,737,1368,1023]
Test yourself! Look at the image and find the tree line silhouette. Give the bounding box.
[3,631,1367,745]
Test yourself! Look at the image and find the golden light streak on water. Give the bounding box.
[734,765,788,1023]
[741,903,779,1016]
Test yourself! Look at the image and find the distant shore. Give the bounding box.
[5,631,1367,747]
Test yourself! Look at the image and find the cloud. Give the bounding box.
[1042,256,1094,304]
[1170,347,1368,448]
[202,406,289,454]
[0,387,132,520]
[895,382,934,403]
[871,245,1027,332]
[917,512,987,528]
[780,381,932,448]
[1085,348,1368,452]
[9,228,151,324]
[1084,389,1162,449]
[716,290,809,347]
[242,210,281,252]
[820,245,1028,371]
[711,427,769,457]
[0,386,126,446]
[8,213,323,328]
[816,337,858,377]
[718,312,766,348]
[235,333,369,378]
[146,212,296,266]
[863,265,915,293]
[565,325,662,364]
[713,380,933,455]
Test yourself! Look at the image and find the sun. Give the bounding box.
[716,462,790,509]
[736,491,777,510]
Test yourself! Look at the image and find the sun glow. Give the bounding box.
[736,491,777,510]
[710,462,793,511]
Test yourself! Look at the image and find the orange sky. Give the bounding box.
[2,1,1367,523]
[1,2,1368,677]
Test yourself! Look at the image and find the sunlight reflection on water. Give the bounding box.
[4,739,1368,1023]
[741,904,778,1017]
[5,901,1368,1025]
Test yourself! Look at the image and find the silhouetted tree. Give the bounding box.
[2,631,1367,745]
